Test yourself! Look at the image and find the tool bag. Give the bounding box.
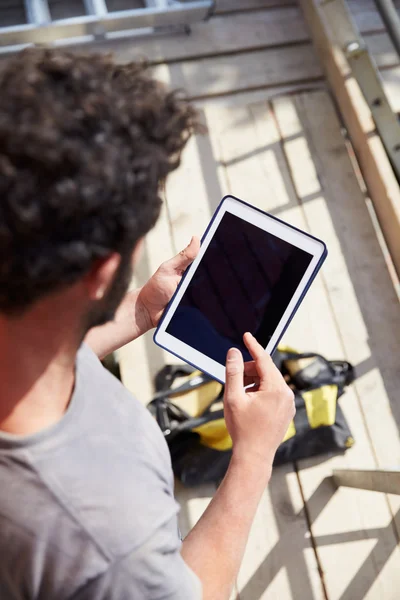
[148,348,355,487]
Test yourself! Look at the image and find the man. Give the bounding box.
[0,49,295,600]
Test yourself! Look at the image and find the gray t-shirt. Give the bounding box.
[0,344,202,600]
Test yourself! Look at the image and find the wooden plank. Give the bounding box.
[165,108,227,249]
[196,81,326,110]
[274,91,400,599]
[153,44,323,100]
[88,7,310,65]
[299,0,400,283]
[204,100,325,600]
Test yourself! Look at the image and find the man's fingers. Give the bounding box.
[164,236,200,275]
[225,347,244,402]
[243,332,266,360]
[243,332,272,384]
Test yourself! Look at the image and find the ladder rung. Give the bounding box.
[83,0,108,17]
[24,0,51,25]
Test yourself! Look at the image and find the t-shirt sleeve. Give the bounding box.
[69,516,202,600]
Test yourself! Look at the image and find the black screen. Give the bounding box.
[166,212,313,364]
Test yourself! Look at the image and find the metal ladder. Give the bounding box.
[322,0,400,181]
[0,0,214,54]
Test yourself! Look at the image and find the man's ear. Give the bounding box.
[84,253,121,301]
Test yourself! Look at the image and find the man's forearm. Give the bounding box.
[84,288,152,359]
[181,454,272,600]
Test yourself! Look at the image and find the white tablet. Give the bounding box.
[154,195,327,383]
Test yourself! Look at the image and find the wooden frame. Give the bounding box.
[299,0,400,279]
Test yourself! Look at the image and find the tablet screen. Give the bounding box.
[166,211,313,364]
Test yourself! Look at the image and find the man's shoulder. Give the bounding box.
[0,345,181,598]
[0,343,179,579]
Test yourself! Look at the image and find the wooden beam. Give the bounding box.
[299,0,400,280]
[152,44,323,100]
[334,469,400,494]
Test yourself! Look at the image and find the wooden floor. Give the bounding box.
[3,1,400,598]
[121,90,400,599]
[114,2,400,599]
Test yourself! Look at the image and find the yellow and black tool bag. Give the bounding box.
[148,348,355,487]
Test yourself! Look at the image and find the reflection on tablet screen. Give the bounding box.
[166,212,312,365]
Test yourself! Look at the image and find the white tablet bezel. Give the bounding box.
[154,195,326,383]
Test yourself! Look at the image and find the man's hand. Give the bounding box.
[137,236,200,329]
[224,332,295,468]
[182,333,295,600]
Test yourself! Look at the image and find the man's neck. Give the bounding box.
[0,297,83,436]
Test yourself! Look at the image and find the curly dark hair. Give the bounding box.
[0,48,201,314]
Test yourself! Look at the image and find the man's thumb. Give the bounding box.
[166,236,200,273]
[225,347,244,399]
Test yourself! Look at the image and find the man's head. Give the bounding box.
[0,49,200,328]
